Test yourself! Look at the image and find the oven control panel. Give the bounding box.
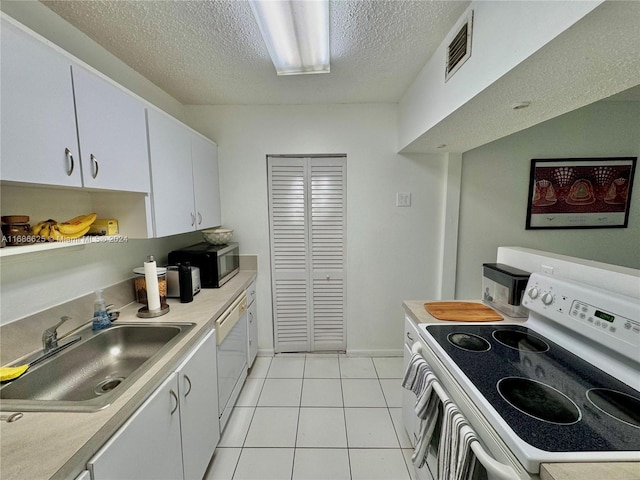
[522,273,640,362]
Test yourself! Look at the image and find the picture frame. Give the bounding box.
[525,157,637,229]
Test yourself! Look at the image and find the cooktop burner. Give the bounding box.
[586,388,640,429]
[492,329,549,353]
[425,324,640,453]
[447,332,491,352]
[497,377,580,425]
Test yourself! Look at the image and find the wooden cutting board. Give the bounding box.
[424,302,503,322]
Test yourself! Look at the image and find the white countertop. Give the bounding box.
[0,271,256,480]
[402,299,640,480]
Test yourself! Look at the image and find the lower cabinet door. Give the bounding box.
[88,374,183,480]
[177,328,220,480]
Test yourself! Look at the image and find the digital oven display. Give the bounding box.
[595,310,615,323]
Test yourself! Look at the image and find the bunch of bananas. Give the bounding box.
[31,213,97,242]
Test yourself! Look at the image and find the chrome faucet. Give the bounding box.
[42,316,70,353]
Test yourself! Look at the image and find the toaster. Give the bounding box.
[167,265,201,298]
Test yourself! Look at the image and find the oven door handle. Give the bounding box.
[462,426,520,480]
[411,342,521,480]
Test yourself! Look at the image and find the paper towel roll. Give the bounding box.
[144,256,161,312]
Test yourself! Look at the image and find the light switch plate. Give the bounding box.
[396,192,411,207]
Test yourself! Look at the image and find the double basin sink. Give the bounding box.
[0,323,194,412]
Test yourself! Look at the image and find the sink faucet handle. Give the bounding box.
[51,316,71,331]
[42,316,71,351]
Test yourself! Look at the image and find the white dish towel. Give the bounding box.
[402,352,479,480]
[438,399,478,480]
[402,353,440,468]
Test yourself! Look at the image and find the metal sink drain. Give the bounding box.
[94,377,125,395]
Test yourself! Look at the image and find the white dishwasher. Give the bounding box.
[216,292,248,432]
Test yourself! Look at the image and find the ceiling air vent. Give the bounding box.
[445,10,473,82]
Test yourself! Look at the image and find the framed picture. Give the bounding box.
[526,157,637,229]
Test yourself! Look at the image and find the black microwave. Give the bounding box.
[168,242,239,288]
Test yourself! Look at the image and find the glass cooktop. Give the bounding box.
[425,324,640,453]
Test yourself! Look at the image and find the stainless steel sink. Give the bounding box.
[0,323,194,412]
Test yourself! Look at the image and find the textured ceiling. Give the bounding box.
[41,0,470,105]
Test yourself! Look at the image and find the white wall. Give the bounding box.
[456,100,640,299]
[398,0,601,150]
[185,104,446,354]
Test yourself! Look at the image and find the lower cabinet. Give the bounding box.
[176,328,220,480]
[89,328,219,480]
[88,374,183,480]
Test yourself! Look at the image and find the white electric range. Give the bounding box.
[403,272,640,480]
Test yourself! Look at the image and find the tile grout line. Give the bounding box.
[290,354,307,480]
[230,356,272,480]
[338,355,354,480]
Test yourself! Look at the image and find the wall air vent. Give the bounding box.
[445,10,473,82]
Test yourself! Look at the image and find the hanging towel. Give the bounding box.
[402,353,440,468]
[438,399,479,480]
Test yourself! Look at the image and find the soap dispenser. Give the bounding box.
[92,289,111,331]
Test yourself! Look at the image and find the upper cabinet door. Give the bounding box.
[146,108,195,237]
[72,65,150,192]
[0,18,81,187]
[191,134,222,230]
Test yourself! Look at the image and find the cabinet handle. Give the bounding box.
[406,332,414,342]
[90,154,99,179]
[249,312,253,324]
[169,389,178,415]
[190,213,196,226]
[183,375,192,398]
[65,148,75,176]
[197,212,203,225]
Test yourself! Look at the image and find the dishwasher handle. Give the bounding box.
[216,293,247,344]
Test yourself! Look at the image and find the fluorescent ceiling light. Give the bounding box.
[249,0,330,76]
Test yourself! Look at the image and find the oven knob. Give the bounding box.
[528,287,540,299]
[541,292,554,305]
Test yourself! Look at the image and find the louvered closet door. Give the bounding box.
[268,156,346,353]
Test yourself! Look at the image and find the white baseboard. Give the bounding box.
[256,348,403,357]
[346,349,403,357]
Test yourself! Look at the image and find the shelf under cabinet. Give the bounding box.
[0,236,128,258]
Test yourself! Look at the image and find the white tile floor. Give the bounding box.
[204,354,414,480]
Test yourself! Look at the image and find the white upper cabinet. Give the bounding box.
[146,109,196,237]
[1,18,81,187]
[72,65,150,193]
[191,133,222,230]
[147,108,221,237]
[0,17,150,193]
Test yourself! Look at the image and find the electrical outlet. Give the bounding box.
[541,265,554,275]
[396,192,411,207]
